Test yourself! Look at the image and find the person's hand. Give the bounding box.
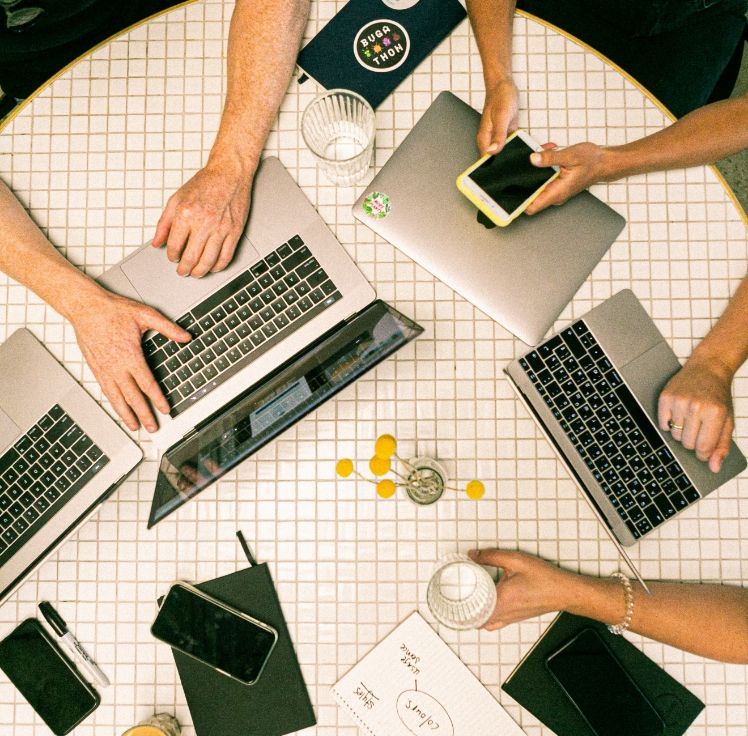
[476,77,520,155]
[468,548,579,630]
[657,356,735,472]
[524,142,609,215]
[152,163,252,278]
[69,286,191,432]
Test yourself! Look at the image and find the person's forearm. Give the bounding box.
[599,93,748,181]
[0,181,103,321]
[466,0,516,85]
[565,575,748,663]
[207,0,310,178]
[686,274,748,379]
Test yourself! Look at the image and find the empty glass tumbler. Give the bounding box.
[301,89,376,186]
[426,553,497,630]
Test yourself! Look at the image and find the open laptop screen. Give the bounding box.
[148,301,423,526]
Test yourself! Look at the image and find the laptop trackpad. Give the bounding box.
[121,239,259,318]
[0,407,20,450]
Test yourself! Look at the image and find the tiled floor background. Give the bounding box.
[0,2,746,734]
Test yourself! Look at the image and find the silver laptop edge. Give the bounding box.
[505,290,746,556]
[353,91,626,346]
[0,329,142,603]
[100,157,375,451]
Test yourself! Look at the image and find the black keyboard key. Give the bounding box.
[259,273,273,289]
[192,374,207,389]
[684,487,700,503]
[277,243,292,259]
[654,494,676,518]
[288,234,305,250]
[614,384,663,449]
[321,280,336,296]
[239,339,253,355]
[87,446,103,461]
[225,333,239,348]
[644,504,664,528]
[216,356,230,373]
[214,340,228,356]
[265,252,280,266]
[671,492,688,510]
[60,427,83,449]
[193,271,254,319]
[625,520,641,540]
[307,269,327,288]
[282,245,311,272]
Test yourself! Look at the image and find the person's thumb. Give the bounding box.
[468,548,525,571]
[530,147,563,169]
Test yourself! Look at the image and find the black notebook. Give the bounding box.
[502,613,704,736]
[297,0,466,109]
[169,564,315,736]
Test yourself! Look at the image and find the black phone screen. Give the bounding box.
[0,618,99,736]
[468,135,555,214]
[152,584,277,683]
[546,628,664,736]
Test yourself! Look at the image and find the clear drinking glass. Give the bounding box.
[301,89,375,186]
[426,553,497,630]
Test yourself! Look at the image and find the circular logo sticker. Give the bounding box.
[381,0,420,9]
[363,192,392,219]
[354,20,410,73]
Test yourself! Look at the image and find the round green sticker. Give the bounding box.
[362,191,391,219]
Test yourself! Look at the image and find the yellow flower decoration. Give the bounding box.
[369,455,391,476]
[336,458,354,478]
[376,479,396,498]
[374,434,397,459]
[465,480,485,500]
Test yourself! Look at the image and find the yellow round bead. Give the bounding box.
[369,455,391,476]
[376,479,396,498]
[466,480,485,500]
[374,434,397,459]
[336,459,354,478]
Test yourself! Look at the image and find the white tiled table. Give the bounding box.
[0,2,746,734]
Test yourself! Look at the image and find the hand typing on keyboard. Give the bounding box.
[70,288,191,433]
[657,274,748,473]
[151,164,252,279]
[658,357,735,473]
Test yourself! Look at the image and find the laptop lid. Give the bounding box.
[353,91,626,346]
[148,300,423,526]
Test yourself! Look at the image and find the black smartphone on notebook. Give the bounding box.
[546,627,665,736]
[0,618,100,735]
[152,581,278,685]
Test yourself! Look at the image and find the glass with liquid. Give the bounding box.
[122,713,181,736]
[426,553,497,630]
[301,89,376,185]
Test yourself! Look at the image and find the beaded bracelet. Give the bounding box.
[607,571,634,635]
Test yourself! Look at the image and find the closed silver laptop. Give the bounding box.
[353,91,626,345]
[505,290,745,579]
[0,329,142,603]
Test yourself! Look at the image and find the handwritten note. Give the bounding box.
[332,612,525,736]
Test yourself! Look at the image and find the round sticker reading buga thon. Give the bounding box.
[354,19,410,73]
[363,192,392,219]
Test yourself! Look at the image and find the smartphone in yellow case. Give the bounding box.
[456,129,559,227]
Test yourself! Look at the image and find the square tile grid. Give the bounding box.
[0,2,746,734]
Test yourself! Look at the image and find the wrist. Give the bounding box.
[596,146,627,182]
[58,276,111,324]
[685,346,738,383]
[207,124,260,183]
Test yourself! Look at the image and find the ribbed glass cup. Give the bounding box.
[426,553,497,630]
[301,89,375,186]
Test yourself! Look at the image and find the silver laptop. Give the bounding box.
[0,329,142,603]
[505,290,745,581]
[353,91,626,345]
[100,157,423,525]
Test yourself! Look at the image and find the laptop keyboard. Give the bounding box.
[519,320,700,540]
[143,234,343,417]
[0,405,109,566]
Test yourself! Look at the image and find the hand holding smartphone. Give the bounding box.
[151,581,278,685]
[456,129,559,227]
